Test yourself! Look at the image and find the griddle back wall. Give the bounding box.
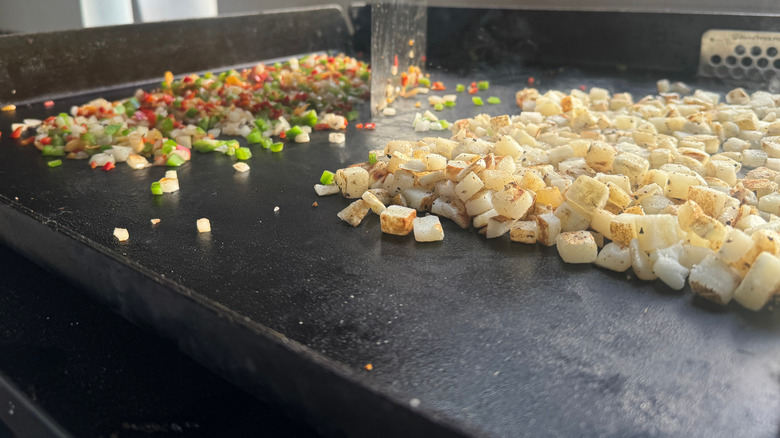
[351,7,780,76]
[0,6,351,104]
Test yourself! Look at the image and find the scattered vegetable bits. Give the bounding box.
[12,53,370,170]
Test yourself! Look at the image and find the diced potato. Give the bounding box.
[556,231,598,264]
[653,256,689,290]
[595,242,631,272]
[630,239,657,280]
[595,173,631,193]
[666,171,703,199]
[635,214,683,253]
[718,228,754,264]
[493,135,523,158]
[493,183,535,220]
[315,183,340,196]
[431,198,470,229]
[604,181,632,214]
[610,213,640,246]
[335,167,370,199]
[758,192,780,215]
[418,169,446,188]
[535,186,564,209]
[113,227,129,242]
[590,208,615,240]
[401,188,436,212]
[689,255,741,304]
[687,185,729,218]
[362,191,387,214]
[733,252,780,310]
[486,216,517,239]
[517,170,547,193]
[473,208,498,228]
[413,215,444,242]
[196,218,211,233]
[613,153,649,187]
[554,200,592,231]
[455,171,484,201]
[481,169,514,191]
[585,140,616,172]
[564,175,609,213]
[380,205,417,235]
[424,153,448,171]
[160,177,179,193]
[640,195,674,215]
[677,200,705,231]
[338,200,372,227]
[537,213,562,246]
[688,213,728,251]
[510,221,538,244]
[465,190,494,216]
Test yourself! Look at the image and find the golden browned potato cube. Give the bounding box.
[380,205,417,235]
[610,214,640,246]
[687,185,730,218]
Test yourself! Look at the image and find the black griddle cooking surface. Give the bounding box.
[2,7,780,438]
[3,69,780,437]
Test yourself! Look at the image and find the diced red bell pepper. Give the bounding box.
[364,123,376,130]
[102,161,115,171]
[314,123,330,131]
[44,100,55,108]
[10,126,24,139]
[41,136,52,145]
[355,123,364,130]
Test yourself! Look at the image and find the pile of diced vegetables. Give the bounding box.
[320,80,780,311]
[11,54,369,169]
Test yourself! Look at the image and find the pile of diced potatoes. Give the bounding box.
[317,82,780,311]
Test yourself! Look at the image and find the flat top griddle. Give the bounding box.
[2,6,780,438]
